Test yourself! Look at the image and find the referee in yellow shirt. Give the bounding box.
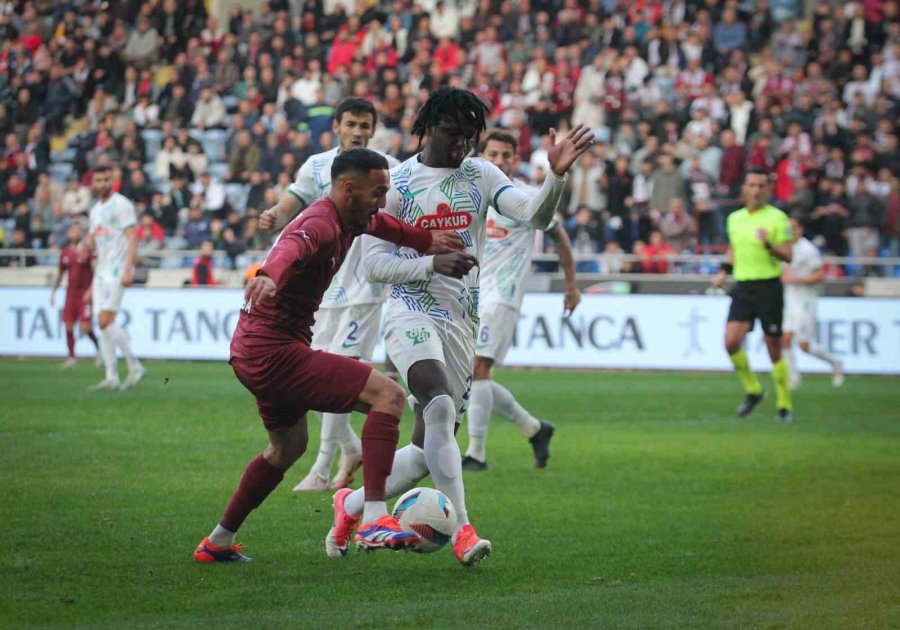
[713,168,795,422]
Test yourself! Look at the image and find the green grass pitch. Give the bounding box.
[2,359,898,629]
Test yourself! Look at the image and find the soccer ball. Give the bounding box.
[391,487,457,553]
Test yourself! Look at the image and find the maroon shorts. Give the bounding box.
[63,298,92,325]
[231,342,373,432]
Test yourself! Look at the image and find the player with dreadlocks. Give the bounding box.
[325,87,594,565]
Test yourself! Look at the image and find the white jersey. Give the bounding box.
[480,178,557,311]
[88,192,137,279]
[785,237,822,307]
[286,146,399,308]
[368,155,566,333]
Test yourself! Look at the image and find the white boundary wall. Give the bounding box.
[1,288,898,374]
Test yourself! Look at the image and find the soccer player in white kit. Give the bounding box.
[463,129,581,472]
[84,166,145,390]
[324,87,594,565]
[259,98,399,492]
[781,217,844,389]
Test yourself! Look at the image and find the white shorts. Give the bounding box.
[93,276,125,313]
[475,302,519,365]
[311,303,381,359]
[384,310,474,416]
[784,301,816,342]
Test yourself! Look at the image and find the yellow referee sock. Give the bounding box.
[729,349,763,395]
[771,359,792,410]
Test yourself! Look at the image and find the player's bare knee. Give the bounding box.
[798,341,810,353]
[374,379,406,417]
[725,339,742,355]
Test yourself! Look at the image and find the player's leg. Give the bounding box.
[79,306,101,367]
[760,284,792,422]
[62,319,78,367]
[195,416,308,563]
[463,356,494,469]
[781,330,801,389]
[296,311,340,490]
[470,304,553,468]
[725,319,764,416]
[93,285,121,389]
[110,286,144,389]
[796,306,844,387]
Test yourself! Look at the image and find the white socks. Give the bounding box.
[310,413,343,479]
[465,380,493,462]
[208,524,235,548]
[111,325,140,371]
[490,381,541,438]
[807,344,839,366]
[423,394,468,528]
[99,326,118,381]
[362,500,387,524]
[100,324,141,381]
[783,347,798,383]
[345,444,429,518]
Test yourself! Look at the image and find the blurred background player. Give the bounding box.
[50,222,100,368]
[463,129,580,472]
[713,169,794,422]
[781,217,844,389]
[259,98,399,493]
[326,87,593,567]
[194,149,466,562]
[84,166,145,390]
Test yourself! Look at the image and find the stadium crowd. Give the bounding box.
[0,0,898,277]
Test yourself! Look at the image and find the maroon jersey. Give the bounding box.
[230,198,432,358]
[59,246,94,299]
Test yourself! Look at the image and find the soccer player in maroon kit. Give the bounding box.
[50,223,100,368]
[194,149,476,562]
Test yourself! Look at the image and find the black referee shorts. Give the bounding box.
[727,278,784,337]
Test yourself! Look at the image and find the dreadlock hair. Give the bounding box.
[411,86,489,148]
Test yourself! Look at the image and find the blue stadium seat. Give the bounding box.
[203,129,228,162]
[225,183,249,210]
[48,162,74,183]
[207,162,228,180]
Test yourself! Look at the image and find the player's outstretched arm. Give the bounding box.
[548,220,580,314]
[490,127,593,230]
[259,193,303,231]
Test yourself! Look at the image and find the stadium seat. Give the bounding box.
[207,162,229,180]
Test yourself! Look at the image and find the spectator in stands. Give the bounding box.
[641,231,675,274]
[191,88,227,130]
[0,229,36,267]
[660,198,693,253]
[650,153,686,221]
[194,172,226,216]
[124,17,160,70]
[190,240,217,286]
[183,205,212,249]
[227,131,261,183]
[31,172,62,226]
[846,178,885,266]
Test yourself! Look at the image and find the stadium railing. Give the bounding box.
[1,248,898,289]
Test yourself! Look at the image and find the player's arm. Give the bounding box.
[260,162,314,230]
[757,217,793,263]
[120,225,138,287]
[366,212,466,255]
[546,219,580,314]
[492,126,594,229]
[50,258,66,306]
[259,192,305,231]
[364,189,476,283]
[713,247,733,288]
[245,218,333,308]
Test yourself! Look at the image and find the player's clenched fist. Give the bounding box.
[259,209,278,231]
[433,253,478,279]
[243,275,277,309]
[426,230,465,255]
